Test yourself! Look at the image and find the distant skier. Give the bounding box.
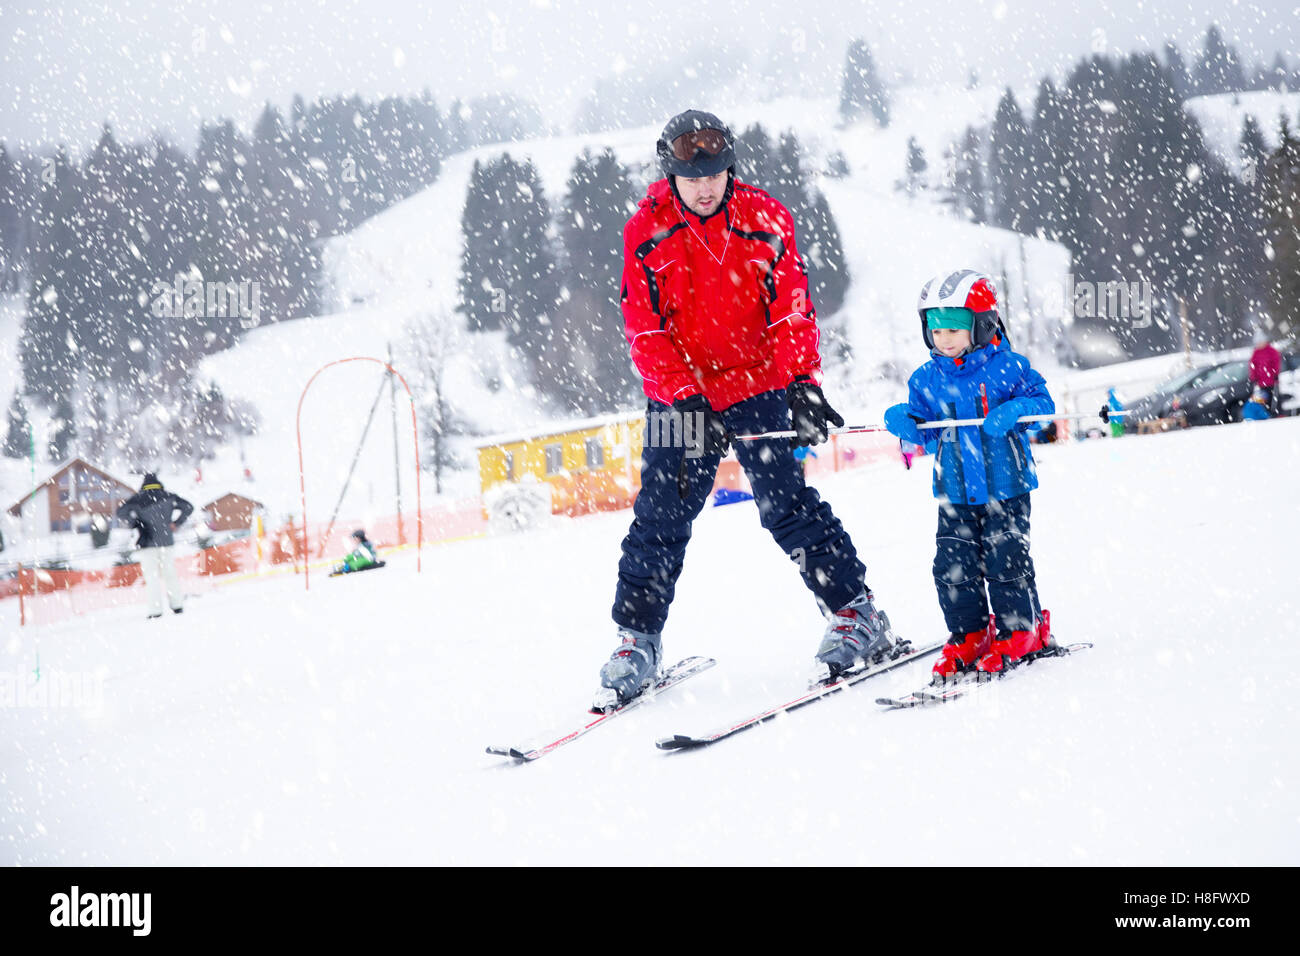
[1106,388,1125,437]
[595,109,899,709]
[1248,332,1281,417]
[883,270,1057,681]
[115,473,193,619]
[332,529,383,575]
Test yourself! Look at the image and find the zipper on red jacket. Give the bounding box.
[980,383,989,416]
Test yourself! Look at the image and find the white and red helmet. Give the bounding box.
[916,269,1005,350]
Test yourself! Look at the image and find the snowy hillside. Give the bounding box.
[110,85,1076,522]
[5,415,1298,865]
[1185,89,1300,170]
[325,86,1072,392]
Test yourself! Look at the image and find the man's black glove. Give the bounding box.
[785,376,844,449]
[673,394,731,458]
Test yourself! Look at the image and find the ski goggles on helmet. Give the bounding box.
[925,307,975,331]
[668,127,730,163]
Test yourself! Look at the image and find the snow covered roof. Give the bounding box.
[6,457,135,516]
[474,410,643,449]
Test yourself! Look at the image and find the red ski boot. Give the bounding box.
[931,616,994,684]
[975,610,1053,675]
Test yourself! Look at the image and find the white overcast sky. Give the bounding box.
[2,0,1298,151]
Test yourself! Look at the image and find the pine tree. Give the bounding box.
[191,120,260,351]
[951,126,986,224]
[135,136,202,394]
[503,156,560,364]
[0,144,25,292]
[1194,24,1247,96]
[735,124,778,188]
[839,39,890,127]
[47,396,76,462]
[79,124,140,386]
[1163,42,1191,100]
[251,103,323,325]
[905,137,927,194]
[1240,114,1269,179]
[989,89,1032,231]
[555,149,638,413]
[21,147,84,403]
[1264,53,1291,90]
[1023,79,1067,239]
[455,154,558,366]
[771,132,810,215]
[84,385,109,463]
[1053,56,1122,290]
[798,188,850,356]
[4,390,31,459]
[456,159,498,332]
[1262,124,1300,337]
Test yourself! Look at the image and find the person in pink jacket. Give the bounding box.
[1249,332,1282,416]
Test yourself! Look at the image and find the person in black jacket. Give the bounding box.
[115,473,194,618]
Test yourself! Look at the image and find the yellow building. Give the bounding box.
[476,412,645,516]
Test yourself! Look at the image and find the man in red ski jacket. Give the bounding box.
[594,110,902,708]
[621,165,822,410]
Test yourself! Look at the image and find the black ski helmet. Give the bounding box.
[352,529,367,542]
[656,110,736,179]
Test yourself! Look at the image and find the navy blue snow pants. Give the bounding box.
[933,493,1041,635]
[612,391,866,634]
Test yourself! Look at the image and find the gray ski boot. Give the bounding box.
[593,627,662,711]
[815,590,895,679]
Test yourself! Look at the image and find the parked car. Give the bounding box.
[1127,353,1299,430]
[1123,363,1229,428]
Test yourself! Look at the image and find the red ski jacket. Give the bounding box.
[620,177,822,410]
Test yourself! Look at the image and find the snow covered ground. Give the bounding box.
[1185,89,1300,171]
[5,415,1298,865]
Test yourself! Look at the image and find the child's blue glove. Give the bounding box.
[884,404,923,445]
[982,399,1033,436]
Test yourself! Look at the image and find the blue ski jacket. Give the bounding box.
[904,337,1054,505]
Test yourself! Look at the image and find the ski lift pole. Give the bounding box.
[317,373,389,559]
[730,408,1130,442]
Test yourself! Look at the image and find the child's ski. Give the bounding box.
[875,641,1094,710]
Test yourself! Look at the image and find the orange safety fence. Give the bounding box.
[5,436,910,628]
[12,551,213,626]
[6,496,488,627]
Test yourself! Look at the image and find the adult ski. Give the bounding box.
[875,641,1094,709]
[486,655,716,763]
[655,640,944,751]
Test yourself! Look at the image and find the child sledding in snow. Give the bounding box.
[331,529,386,576]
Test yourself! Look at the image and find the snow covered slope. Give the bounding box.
[1185,90,1300,170]
[5,415,1297,865]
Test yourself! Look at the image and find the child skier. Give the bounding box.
[883,269,1056,682]
[333,529,383,575]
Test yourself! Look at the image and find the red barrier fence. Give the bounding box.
[5,435,906,628]
[6,496,487,628]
